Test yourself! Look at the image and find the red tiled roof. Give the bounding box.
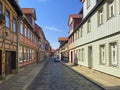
[70,14,82,19]
[21,8,34,14]
[58,37,68,42]
[68,14,82,26]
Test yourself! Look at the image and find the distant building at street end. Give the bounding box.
[58,37,68,61]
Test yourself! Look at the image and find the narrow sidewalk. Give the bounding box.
[61,61,120,90]
[0,59,49,90]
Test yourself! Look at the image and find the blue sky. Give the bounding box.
[19,0,83,49]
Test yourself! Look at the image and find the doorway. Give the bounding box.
[88,46,93,69]
[6,51,11,75]
[71,51,73,63]
[5,51,16,75]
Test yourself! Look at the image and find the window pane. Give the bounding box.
[5,11,10,28]
[0,3,2,14]
[13,19,16,32]
[110,43,117,65]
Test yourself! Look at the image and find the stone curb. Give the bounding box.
[60,61,106,90]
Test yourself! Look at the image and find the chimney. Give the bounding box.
[15,0,18,3]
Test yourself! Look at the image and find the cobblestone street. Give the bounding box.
[0,59,105,90]
[27,59,104,90]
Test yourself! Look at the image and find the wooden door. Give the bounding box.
[6,51,11,75]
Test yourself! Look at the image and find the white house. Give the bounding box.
[74,0,120,77]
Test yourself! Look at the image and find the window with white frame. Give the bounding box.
[30,49,32,60]
[24,26,27,37]
[119,0,120,13]
[13,19,17,32]
[79,49,81,61]
[19,45,22,63]
[80,27,83,37]
[107,0,115,18]
[98,7,103,25]
[82,48,84,62]
[87,0,91,8]
[5,10,10,28]
[110,42,117,66]
[20,23,23,34]
[87,19,91,33]
[24,47,26,62]
[100,45,106,64]
[78,29,79,39]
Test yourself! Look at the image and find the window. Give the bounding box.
[19,46,22,63]
[100,45,105,64]
[87,0,90,8]
[13,19,17,32]
[28,29,31,39]
[80,27,83,37]
[24,47,26,62]
[5,10,10,28]
[107,0,115,18]
[30,49,32,60]
[78,29,80,39]
[24,26,27,37]
[0,2,2,14]
[79,49,81,61]
[98,8,103,25]
[87,19,91,33]
[82,48,84,62]
[119,0,120,13]
[110,42,117,66]
[20,23,23,34]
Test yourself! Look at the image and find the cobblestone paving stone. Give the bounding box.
[0,60,48,90]
[27,59,104,90]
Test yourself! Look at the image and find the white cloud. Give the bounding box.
[51,42,59,49]
[44,26,63,32]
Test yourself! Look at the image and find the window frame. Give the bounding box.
[98,7,103,26]
[109,42,118,66]
[100,45,106,65]
[107,0,115,19]
[13,19,17,33]
[5,10,10,28]
[87,0,91,9]
[0,2,3,14]
[19,45,23,63]
[87,19,91,33]
[20,22,23,34]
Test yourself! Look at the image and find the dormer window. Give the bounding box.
[30,15,34,26]
[87,0,91,8]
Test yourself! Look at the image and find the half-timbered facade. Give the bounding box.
[0,0,22,79]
